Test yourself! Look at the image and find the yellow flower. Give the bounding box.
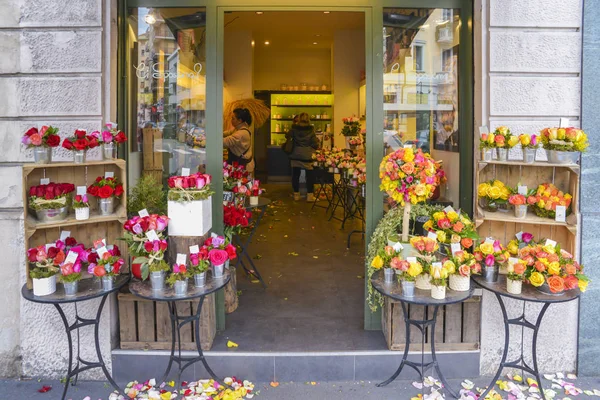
[557,128,566,140]
[451,234,461,243]
[548,128,558,141]
[547,262,561,276]
[371,255,384,269]
[423,220,434,230]
[460,215,472,226]
[500,186,512,201]
[478,183,490,197]
[492,180,505,188]
[487,133,495,144]
[447,211,459,222]
[565,193,573,200]
[443,260,456,274]
[161,393,173,400]
[508,136,519,148]
[487,186,502,200]
[414,184,427,196]
[496,126,508,135]
[579,279,589,292]
[542,244,556,254]
[407,262,423,278]
[436,231,447,243]
[479,242,494,255]
[403,147,415,162]
[520,135,531,146]
[433,212,446,221]
[529,272,545,287]
[507,240,519,255]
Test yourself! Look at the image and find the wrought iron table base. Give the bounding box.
[161,296,223,385]
[234,204,268,288]
[377,302,460,399]
[311,172,334,212]
[328,177,347,224]
[478,294,551,400]
[54,297,124,400]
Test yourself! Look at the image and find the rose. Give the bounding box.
[424,239,437,253]
[547,275,565,293]
[25,127,38,137]
[522,232,533,243]
[62,138,74,150]
[384,246,394,257]
[46,134,60,147]
[484,254,495,267]
[102,130,113,143]
[563,275,579,291]
[443,260,456,274]
[98,185,114,199]
[529,272,545,287]
[390,257,403,270]
[94,265,106,277]
[513,261,526,275]
[65,237,77,247]
[114,185,124,197]
[209,249,229,266]
[407,262,423,278]
[458,264,471,277]
[371,255,384,269]
[74,129,87,139]
[225,244,237,260]
[437,218,451,229]
[547,261,561,276]
[30,133,42,146]
[115,131,127,143]
[73,138,89,150]
[479,242,494,255]
[461,238,473,249]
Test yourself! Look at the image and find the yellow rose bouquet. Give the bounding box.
[540,127,589,153]
[423,208,479,251]
[473,239,509,282]
[477,179,512,212]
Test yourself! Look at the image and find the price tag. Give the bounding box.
[145,230,159,241]
[40,178,50,185]
[211,232,218,239]
[59,230,71,242]
[515,231,523,241]
[427,231,438,241]
[478,126,489,135]
[181,167,190,176]
[189,245,200,254]
[176,253,187,265]
[518,185,528,195]
[392,242,403,252]
[138,209,149,217]
[105,171,114,179]
[97,246,108,259]
[76,186,87,196]
[555,206,566,223]
[451,243,461,255]
[559,118,570,128]
[64,250,79,265]
[444,206,455,214]
[432,262,443,268]
[508,257,518,266]
[485,237,495,244]
[403,144,413,149]
[407,257,417,263]
[45,243,53,251]
[545,239,557,248]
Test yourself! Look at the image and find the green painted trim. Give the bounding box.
[459,0,474,215]
[118,0,128,175]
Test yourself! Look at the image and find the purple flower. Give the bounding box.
[132,223,143,235]
[55,240,66,250]
[88,263,96,274]
[531,135,537,146]
[212,236,225,248]
[21,135,31,145]
[522,232,533,243]
[73,260,81,273]
[425,176,435,185]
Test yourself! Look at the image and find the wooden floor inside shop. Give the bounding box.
[211,183,387,351]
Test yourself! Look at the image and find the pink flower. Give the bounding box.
[209,249,229,266]
[196,176,206,189]
[21,135,31,145]
[485,254,495,267]
[30,133,42,146]
[493,240,502,253]
[102,130,113,143]
[90,130,101,139]
[156,216,168,232]
[522,232,533,244]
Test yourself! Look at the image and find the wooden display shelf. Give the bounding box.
[272,104,333,108]
[476,209,577,235]
[25,206,126,235]
[478,160,579,175]
[22,159,126,171]
[272,118,332,121]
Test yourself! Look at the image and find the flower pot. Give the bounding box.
[102,142,116,159]
[431,285,446,300]
[479,198,498,213]
[514,205,527,219]
[523,148,536,164]
[481,149,493,162]
[483,265,499,283]
[213,263,225,278]
[449,275,470,292]
[536,282,564,296]
[131,263,143,280]
[496,148,508,161]
[506,278,522,295]
[194,272,207,287]
[415,274,432,290]
[33,147,52,164]
[384,268,394,283]
[250,196,259,206]
[99,197,115,216]
[75,207,90,221]
[546,150,580,165]
[63,281,78,296]
[73,150,87,164]
[36,206,69,222]
[401,280,415,297]
[150,271,165,291]
[33,275,57,296]
[174,279,188,297]
[102,276,114,291]
[328,167,334,173]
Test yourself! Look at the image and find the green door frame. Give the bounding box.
[118,0,473,332]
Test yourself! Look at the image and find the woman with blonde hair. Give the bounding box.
[285,112,319,201]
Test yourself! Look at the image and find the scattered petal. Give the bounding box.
[584,390,595,396]
[288,252,299,256]
[270,382,279,388]
[557,373,565,379]
[413,381,424,389]
[38,386,52,393]
[311,382,317,386]
[461,380,474,390]
[594,389,600,396]
[545,374,557,380]
[567,374,577,380]
[227,340,239,348]
[253,254,262,260]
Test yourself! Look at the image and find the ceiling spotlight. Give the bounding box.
[313,42,318,45]
[315,34,321,37]
[323,11,330,14]
[256,11,263,15]
[251,40,255,46]
[264,41,270,45]
[144,12,157,25]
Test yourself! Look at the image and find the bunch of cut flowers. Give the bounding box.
[167,172,213,202]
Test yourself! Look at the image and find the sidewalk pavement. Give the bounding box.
[3,377,600,400]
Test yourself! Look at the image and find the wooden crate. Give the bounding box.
[382,296,481,351]
[23,160,128,288]
[143,128,163,170]
[142,168,163,184]
[118,290,216,351]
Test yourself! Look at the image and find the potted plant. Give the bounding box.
[62,129,100,164]
[88,243,124,291]
[447,251,481,292]
[203,235,237,278]
[477,179,511,213]
[491,126,518,161]
[473,240,508,283]
[73,194,90,221]
[167,262,190,297]
[479,131,495,161]
[372,246,397,284]
[539,127,588,164]
[27,245,62,296]
[132,239,169,287]
[168,172,214,236]
[409,236,439,290]
[28,182,75,222]
[122,214,169,280]
[190,250,210,288]
[509,194,528,219]
[223,162,250,205]
[519,134,539,164]
[21,125,61,164]
[527,183,572,220]
[223,204,251,240]
[347,135,363,151]
[341,116,361,148]
[430,263,449,300]
[127,175,167,216]
[395,258,423,297]
[87,176,124,216]
[423,208,479,254]
[59,251,84,296]
[98,122,127,159]
[506,259,526,295]
[248,180,264,206]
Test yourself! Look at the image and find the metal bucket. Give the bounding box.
[384,268,394,283]
[73,150,87,164]
[194,272,206,287]
[174,279,188,296]
[401,280,415,297]
[150,271,165,291]
[514,205,527,219]
[546,150,580,164]
[496,148,508,161]
[481,149,493,162]
[523,148,536,164]
[36,206,69,222]
[483,266,499,283]
[63,281,79,296]
[101,276,114,291]
[213,263,225,278]
[99,197,114,216]
[33,147,52,164]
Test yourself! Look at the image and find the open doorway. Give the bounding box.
[217,11,381,351]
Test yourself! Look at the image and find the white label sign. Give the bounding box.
[555,206,567,223]
[64,250,79,265]
[478,126,489,135]
[451,243,461,255]
[181,167,190,176]
[515,231,523,241]
[145,230,159,241]
[77,186,87,196]
[444,206,455,214]
[392,242,403,252]
[138,209,149,217]
[559,118,570,128]
[189,245,200,254]
[59,231,71,242]
[96,246,108,259]
[105,171,114,179]
[40,178,50,185]
[432,262,443,268]
[545,239,557,248]
[176,253,187,265]
[518,185,528,195]
[407,257,417,263]
[485,237,495,244]
[427,231,438,241]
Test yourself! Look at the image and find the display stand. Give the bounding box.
[128,270,230,385]
[473,275,581,400]
[346,183,366,249]
[371,270,474,399]
[21,275,129,400]
[311,168,334,212]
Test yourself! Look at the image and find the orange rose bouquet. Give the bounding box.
[423,208,479,251]
[527,183,572,220]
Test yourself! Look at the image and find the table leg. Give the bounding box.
[54,304,74,400]
[235,205,268,288]
[429,306,460,399]
[93,295,124,396]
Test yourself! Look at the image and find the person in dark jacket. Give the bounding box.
[286,113,319,201]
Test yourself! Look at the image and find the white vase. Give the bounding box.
[415,273,432,290]
[75,207,90,220]
[250,196,259,206]
[431,285,446,300]
[507,278,523,295]
[449,274,470,292]
[33,275,57,296]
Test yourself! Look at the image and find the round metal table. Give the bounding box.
[371,270,474,398]
[21,275,129,400]
[129,270,230,384]
[472,275,581,400]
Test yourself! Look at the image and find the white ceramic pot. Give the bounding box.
[506,278,523,295]
[415,274,432,290]
[431,285,446,300]
[250,196,259,206]
[449,274,470,292]
[75,207,90,221]
[33,275,57,296]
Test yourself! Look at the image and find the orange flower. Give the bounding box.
[513,262,526,275]
[565,263,577,275]
[401,162,415,175]
[452,222,464,233]
[461,238,473,248]
[547,275,565,293]
[534,261,546,272]
[53,250,65,265]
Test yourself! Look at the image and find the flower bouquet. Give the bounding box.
[223,203,251,239]
[133,239,170,286]
[477,179,512,212]
[371,245,402,284]
[22,125,61,164]
[87,176,124,216]
[167,172,213,236]
[123,214,169,284]
[379,147,442,241]
[409,236,439,290]
[248,180,264,205]
[28,183,75,222]
[490,126,518,161]
[62,129,100,163]
[27,244,63,296]
[311,150,327,169]
[122,214,169,255]
[203,235,237,278]
[479,131,495,161]
[473,240,508,283]
[507,232,535,256]
[509,194,528,219]
[539,127,588,164]
[58,244,87,296]
[506,259,526,295]
[73,194,90,220]
[341,116,361,137]
[166,262,191,296]
[430,263,450,300]
[519,134,539,163]
[223,162,250,204]
[423,208,479,253]
[445,251,481,292]
[396,259,423,297]
[190,249,210,287]
[98,122,127,159]
[527,183,572,220]
[347,135,363,150]
[88,241,124,291]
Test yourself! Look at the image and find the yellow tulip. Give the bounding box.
[529,272,545,287]
[423,220,433,230]
[487,133,495,144]
[371,255,384,269]
[443,260,456,274]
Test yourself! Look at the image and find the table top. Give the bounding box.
[22,275,129,304]
[472,275,581,304]
[129,270,230,302]
[370,270,474,306]
[245,197,271,210]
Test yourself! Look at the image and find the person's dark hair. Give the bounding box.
[233,108,252,125]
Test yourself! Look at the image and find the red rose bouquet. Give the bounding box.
[167,172,213,202]
[87,176,124,199]
[223,162,250,191]
[62,129,100,151]
[223,204,251,238]
[190,250,210,274]
[28,183,75,210]
[203,235,237,262]
[27,244,64,279]
[99,122,127,144]
[21,125,61,148]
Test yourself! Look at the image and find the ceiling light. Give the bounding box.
[313,42,318,45]
[251,40,255,46]
[264,41,270,45]
[256,11,263,15]
[323,11,330,14]
[315,34,321,37]
[144,12,157,25]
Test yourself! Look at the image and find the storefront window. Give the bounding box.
[383,7,461,206]
[127,7,207,187]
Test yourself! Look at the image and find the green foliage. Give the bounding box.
[166,272,191,286]
[59,273,82,283]
[30,267,58,280]
[167,188,214,202]
[127,174,167,216]
[148,259,170,273]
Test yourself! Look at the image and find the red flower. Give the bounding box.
[87,185,99,197]
[74,195,82,203]
[144,241,153,253]
[225,244,237,260]
[74,129,87,139]
[88,252,99,264]
[65,237,77,247]
[96,176,103,183]
[27,248,38,262]
[87,136,99,149]
[62,138,74,150]
[115,131,127,143]
[73,138,89,151]
[114,184,124,197]
[25,127,38,137]
[45,134,60,147]
[47,247,59,258]
[98,185,114,199]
